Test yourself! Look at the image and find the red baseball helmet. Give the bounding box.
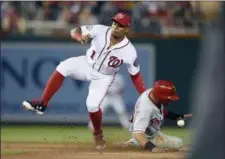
[112,12,131,27]
[152,80,179,101]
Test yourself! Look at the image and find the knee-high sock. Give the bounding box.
[89,108,102,134]
[41,71,65,106]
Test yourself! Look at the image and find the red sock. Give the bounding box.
[41,71,65,106]
[89,108,102,134]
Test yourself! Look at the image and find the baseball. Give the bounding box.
[177,119,185,127]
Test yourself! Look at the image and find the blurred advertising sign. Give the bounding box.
[1,43,155,124]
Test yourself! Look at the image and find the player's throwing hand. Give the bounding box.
[78,34,91,44]
[70,29,91,44]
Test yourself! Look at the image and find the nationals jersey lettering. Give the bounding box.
[130,89,165,137]
[108,56,124,68]
[81,25,139,75]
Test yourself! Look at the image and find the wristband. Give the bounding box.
[144,141,156,151]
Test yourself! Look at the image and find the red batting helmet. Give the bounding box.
[152,80,179,101]
[112,12,131,27]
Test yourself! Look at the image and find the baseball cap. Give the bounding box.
[112,12,131,27]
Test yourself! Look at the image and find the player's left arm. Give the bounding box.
[127,49,146,94]
[163,109,184,120]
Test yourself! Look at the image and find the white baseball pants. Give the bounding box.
[128,131,183,150]
[56,56,115,112]
[88,94,130,129]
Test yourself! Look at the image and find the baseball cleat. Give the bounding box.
[22,100,46,115]
[93,130,106,150]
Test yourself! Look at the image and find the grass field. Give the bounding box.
[1,125,190,159]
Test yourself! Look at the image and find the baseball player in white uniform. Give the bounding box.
[22,12,146,149]
[126,80,184,152]
[88,73,130,129]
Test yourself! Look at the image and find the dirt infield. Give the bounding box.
[1,142,188,159]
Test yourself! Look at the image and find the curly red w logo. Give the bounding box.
[108,56,123,68]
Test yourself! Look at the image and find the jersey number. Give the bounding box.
[108,56,123,68]
[90,50,96,60]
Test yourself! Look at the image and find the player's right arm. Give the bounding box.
[70,25,104,44]
[163,109,184,120]
[132,103,156,151]
[70,27,90,44]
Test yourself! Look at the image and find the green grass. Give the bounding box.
[1,149,28,155]
[1,125,190,144]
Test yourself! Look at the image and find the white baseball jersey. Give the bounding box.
[130,88,165,137]
[107,74,124,95]
[81,25,140,76]
[59,25,140,112]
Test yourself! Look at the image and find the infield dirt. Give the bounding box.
[1,141,189,159]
